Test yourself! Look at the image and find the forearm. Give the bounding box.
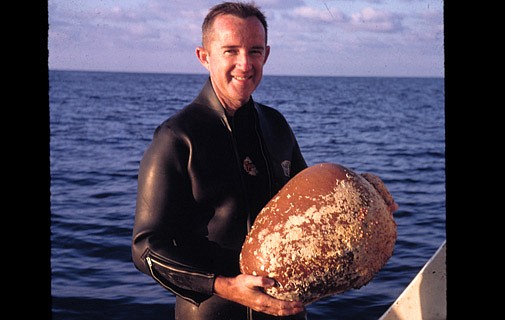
[143,245,216,299]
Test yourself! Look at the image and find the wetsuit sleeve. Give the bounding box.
[132,125,221,305]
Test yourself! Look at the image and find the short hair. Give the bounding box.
[201,1,268,48]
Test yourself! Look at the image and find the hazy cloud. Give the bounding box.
[350,7,404,32]
[49,0,444,77]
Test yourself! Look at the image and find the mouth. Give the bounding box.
[232,75,253,81]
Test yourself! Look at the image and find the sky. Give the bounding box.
[48,0,444,78]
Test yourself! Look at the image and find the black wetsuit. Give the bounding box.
[132,78,308,320]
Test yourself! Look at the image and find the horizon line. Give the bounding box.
[48,68,445,80]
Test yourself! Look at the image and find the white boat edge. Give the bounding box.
[378,240,447,320]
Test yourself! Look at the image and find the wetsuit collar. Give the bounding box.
[194,77,255,131]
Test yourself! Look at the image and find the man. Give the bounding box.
[132,2,307,319]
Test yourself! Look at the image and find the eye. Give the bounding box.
[224,49,238,55]
[250,49,264,56]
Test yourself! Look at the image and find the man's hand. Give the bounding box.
[213,274,306,316]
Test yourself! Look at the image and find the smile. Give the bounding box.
[233,75,252,81]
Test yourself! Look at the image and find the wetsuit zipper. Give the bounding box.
[225,116,254,233]
[222,115,255,320]
[222,109,270,320]
[146,255,214,305]
[254,111,273,199]
[146,256,213,278]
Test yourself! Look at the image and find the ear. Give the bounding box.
[195,46,210,70]
[263,45,271,65]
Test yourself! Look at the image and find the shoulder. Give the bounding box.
[158,102,214,130]
[255,102,279,113]
[153,102,224,143]
[255,102,291,126]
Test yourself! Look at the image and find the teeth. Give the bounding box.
[233,76,249,81]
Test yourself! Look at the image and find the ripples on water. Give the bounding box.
[50,71,445,320]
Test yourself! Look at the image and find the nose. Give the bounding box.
[236,52,252,71]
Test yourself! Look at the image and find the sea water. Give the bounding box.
[49,70,445,320]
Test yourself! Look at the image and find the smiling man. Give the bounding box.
[132,2,308,319]
[196,8,270,115]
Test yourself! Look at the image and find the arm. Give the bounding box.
[132,125,227,304]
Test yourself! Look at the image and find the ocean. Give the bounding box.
[49,70,445,320]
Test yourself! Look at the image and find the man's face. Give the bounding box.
[196,14,270,112]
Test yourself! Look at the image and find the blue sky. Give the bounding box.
[48,0,444,77]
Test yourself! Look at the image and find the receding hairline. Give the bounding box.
[201,1,268,48]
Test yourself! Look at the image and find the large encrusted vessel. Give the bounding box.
[239,163,398,304]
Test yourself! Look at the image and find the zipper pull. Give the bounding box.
[146,256,152,267]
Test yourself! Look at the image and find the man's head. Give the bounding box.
[196,1,270,114]
[201,2,268,49]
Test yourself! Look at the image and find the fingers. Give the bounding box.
[246,275,275,288]
[217,274,305,316]
[252,297,305,317]
[240,274,305,316]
